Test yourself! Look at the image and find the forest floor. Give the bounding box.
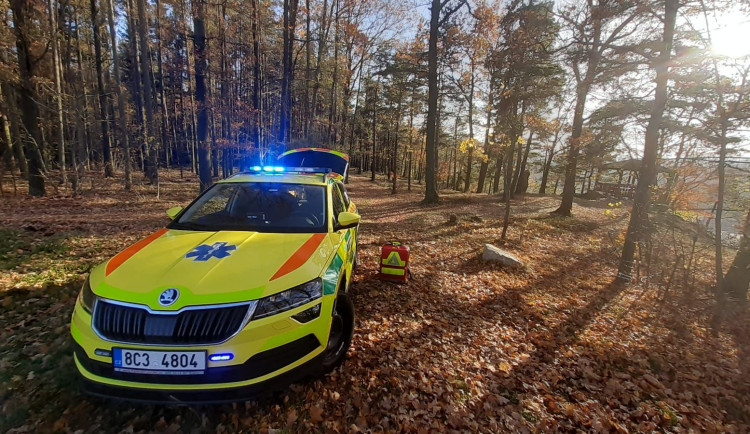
[0,170,748,433]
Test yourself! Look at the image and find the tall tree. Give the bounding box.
[251,0,263,156]
[447,3,496,193]
[48,0,66,185]
[424,0,467,204]
[552,0,641,216]
[279,0,299,146]
[193,0,211,190]
[10,0,45,196]
[136,0,158,184]
[616,0,678,283]
[310,0,331,139]
[491,0,561,196]
[104,0,131,189]
[90,0,114,177]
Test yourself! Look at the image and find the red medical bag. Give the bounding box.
[378,242,410,283]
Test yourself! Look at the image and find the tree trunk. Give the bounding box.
[0,86,20,194]
[156,0,171,169]
[370,84,376,182]
[476,86,493,194]
[553,85,588,215]
[279,0,299,145]
[345,68,362,181]
[464,147,473,193]
[501,142,514,240]
[423,0,441,203]
[492,153,502,194]
[723,208,750,301]
[136,0,158,184]
[1,84,27,179]
[193,0,211,191]
[713,115,729,312]
[10,0,45,196]
[539,124,562,194]
[48,0,66,185]
[513,130,533,195]
[327,0,340,143]
[303,0,311,138]
[251,0,263,158]
[552,3,606,216]
[616,0,677,283]
[104,0,131,189]
[462,66,476,193]
[311,0,333,138]
[391,95,401,194]
[73,11,92,189]
[126,0,147,174]
[90,0,113,177]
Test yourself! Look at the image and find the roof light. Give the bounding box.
[244,166,332,175]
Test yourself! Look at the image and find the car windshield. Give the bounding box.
[171,182,327,233]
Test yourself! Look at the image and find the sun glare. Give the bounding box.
[709,11,750,58]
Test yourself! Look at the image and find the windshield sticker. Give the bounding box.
[185,242,237,262]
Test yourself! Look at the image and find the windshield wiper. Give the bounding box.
[171,221,214,231]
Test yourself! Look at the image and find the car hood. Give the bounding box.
[90,229,336,311]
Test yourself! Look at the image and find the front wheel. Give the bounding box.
[319,292,354,373]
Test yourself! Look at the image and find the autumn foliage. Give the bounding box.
[1,171,748,432]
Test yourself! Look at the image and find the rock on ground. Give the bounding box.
[482,244,524,267]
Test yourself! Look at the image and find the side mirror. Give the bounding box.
[336,211,361,230]
[166,206,183,220]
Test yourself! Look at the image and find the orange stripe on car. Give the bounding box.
[270,233,327,281]
[105,228,169,276]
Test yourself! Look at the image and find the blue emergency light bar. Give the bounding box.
[244,166,332,175]
[250,165,285,172]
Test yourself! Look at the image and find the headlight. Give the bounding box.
[77,276,97,314]
[253,278,322,320]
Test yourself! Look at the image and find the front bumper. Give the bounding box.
[70,295,333,403]
[75,341,324,404]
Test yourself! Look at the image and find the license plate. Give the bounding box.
[113,348,206,375]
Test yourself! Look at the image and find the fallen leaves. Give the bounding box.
[0,171,748,432]
[308,405,324,423]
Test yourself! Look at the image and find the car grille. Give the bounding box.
[93,300,250,345]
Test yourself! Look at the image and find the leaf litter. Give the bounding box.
[0,170,748,432]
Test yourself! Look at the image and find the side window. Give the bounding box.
[335,182,350,208]
[331,185,346,227]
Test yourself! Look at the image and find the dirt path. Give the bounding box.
[0,172,747,432]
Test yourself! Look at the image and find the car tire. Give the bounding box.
[319,291,354,374]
